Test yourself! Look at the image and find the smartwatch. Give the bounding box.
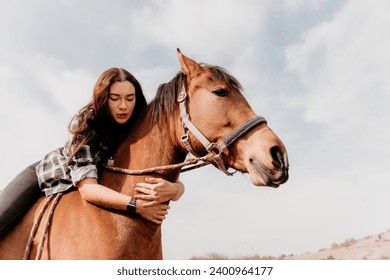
[126,197,137,214]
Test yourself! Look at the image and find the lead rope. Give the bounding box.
[23,193,62,260]
[103,153,213,175]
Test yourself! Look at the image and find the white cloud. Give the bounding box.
[127,0,271,60]
[280,0,390,255]
[286,0,390,135]
[282,0,327,11]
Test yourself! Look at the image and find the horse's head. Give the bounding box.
[176,49,289,187]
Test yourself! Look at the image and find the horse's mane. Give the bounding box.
[149,64,243,127]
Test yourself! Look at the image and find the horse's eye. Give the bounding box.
[212,88,228,97]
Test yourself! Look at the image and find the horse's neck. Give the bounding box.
[107,111,185,195]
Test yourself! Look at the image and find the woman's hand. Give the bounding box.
[76,178,170,224]
[135,177,185,206]
[135,199,170,225]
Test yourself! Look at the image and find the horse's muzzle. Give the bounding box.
[247,145,289,188]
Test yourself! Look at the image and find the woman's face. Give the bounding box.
[107,81,136,124]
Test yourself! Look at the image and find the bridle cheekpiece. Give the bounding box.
[177,85,267,176]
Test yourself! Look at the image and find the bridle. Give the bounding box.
[104,84,267,176]
[177,85,267,175]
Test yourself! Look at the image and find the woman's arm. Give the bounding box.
[76,178,169,224]
[134,177,185,206]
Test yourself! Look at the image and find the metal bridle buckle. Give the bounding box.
[177,90,187,102]
[206,142,223,156]
[205,143,236,176]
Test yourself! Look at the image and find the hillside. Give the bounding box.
[191,230,390,260]
[287,230,390,260]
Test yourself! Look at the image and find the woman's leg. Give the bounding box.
[0,161,43,238]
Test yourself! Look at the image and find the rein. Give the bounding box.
[23,193,62,260]
[104,85,267,177]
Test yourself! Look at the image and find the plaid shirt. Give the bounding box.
[36,116,105,196]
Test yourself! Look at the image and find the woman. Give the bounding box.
[0,67,184,238]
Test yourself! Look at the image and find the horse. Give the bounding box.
[0,49,289,259]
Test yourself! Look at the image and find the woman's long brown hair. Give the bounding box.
[67,68,147,164]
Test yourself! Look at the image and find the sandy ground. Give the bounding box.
[286,230,390,260]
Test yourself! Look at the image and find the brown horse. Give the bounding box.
[0,50,288,259]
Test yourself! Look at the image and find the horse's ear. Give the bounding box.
[177,48,202,78]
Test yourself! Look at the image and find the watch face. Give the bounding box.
[127,199,136,214]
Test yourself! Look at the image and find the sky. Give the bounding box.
[0,0,389,260]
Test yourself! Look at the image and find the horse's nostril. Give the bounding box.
[270,146,283,168]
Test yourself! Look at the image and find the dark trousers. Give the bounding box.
[0,161,43,239]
